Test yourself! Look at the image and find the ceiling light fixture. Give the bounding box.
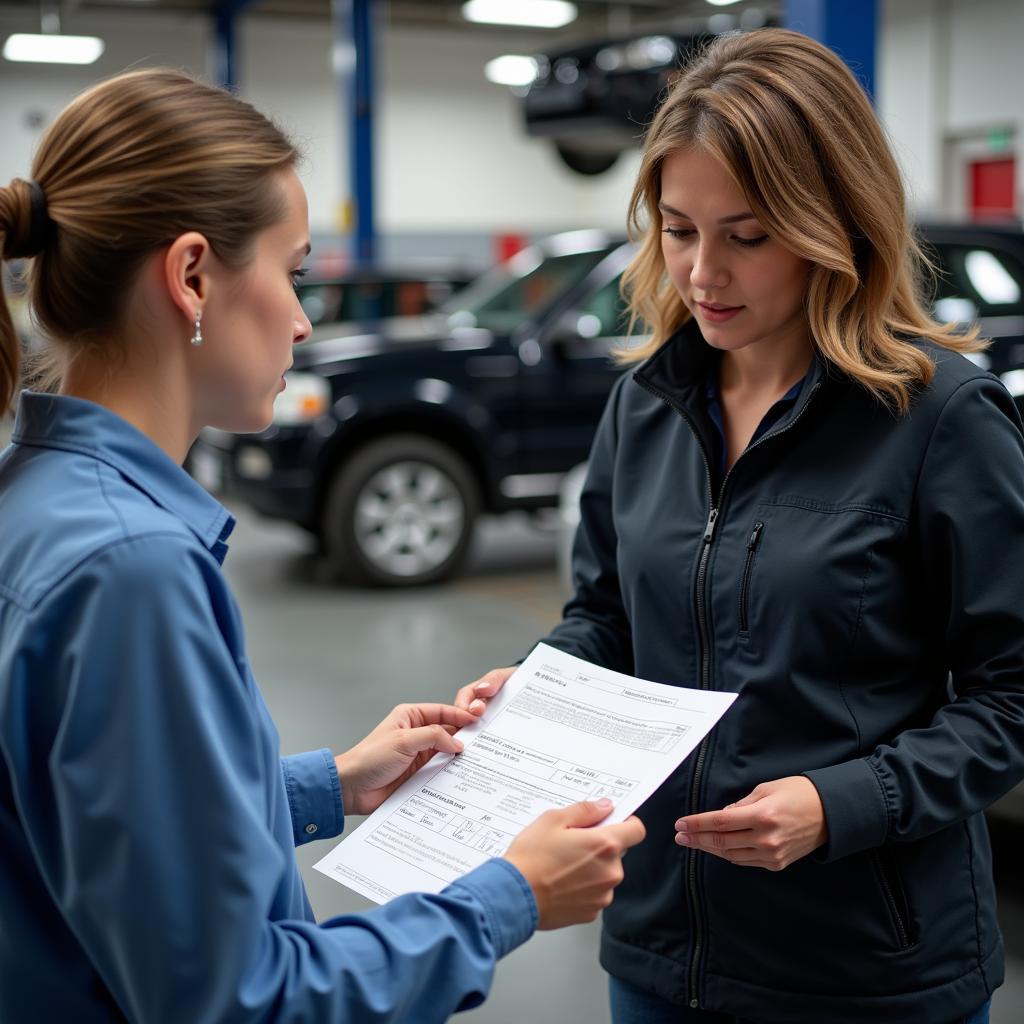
[462,0,578,30]
[705,0,743,6]
[3,2,104,66]
[484,54,539,87]
[3,32,104,64]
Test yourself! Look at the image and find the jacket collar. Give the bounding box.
[633,317,830,422]
[11,392,234,560]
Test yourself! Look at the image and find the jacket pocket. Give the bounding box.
[738,521,765,634]
[871,849,916,949]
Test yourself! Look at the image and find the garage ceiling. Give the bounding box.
[2,1,782,41]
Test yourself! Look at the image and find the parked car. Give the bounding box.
[191,230,637,585]
[192,222,1024,588]
[522,32,708,175]
[920,221,1024,404]
[295,266,473,327]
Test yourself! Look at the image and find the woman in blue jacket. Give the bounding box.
[0,69,645,1023]
[458,28,1024,1024]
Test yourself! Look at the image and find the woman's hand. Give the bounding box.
[454,666,516,716]
[335,703,477,815]
[674,776,828,871]
[504,800,646,929]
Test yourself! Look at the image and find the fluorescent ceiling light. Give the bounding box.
[706,0,742,6]
[485,54,538,87]
[463,0,577,29]
[3,33,105,65]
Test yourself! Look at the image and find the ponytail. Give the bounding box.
[0,178,49,415]
[0,68,298,418]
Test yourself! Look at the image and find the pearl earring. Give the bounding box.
[191,309,203,347]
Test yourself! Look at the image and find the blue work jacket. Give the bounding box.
[0,392,536,1023]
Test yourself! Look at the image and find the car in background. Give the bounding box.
[192,230,638,586]
[192,221,1024,588]
[521,32,708,175]
[921,221,1024,408]
[296,266,473,327]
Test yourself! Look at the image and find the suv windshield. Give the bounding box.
[441,248,612,334]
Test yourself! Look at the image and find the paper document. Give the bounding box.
[314,644,737,903]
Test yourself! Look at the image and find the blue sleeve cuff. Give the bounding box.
[444,858,538,959]
[803,757,890,861]
[281,749,344,847]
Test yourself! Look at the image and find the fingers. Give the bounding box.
[673,778,826,871]
[604,815,646,850]
[455,667,516,714]
[675,803,760,835]
[388,702,479,730]
[545,805,645,852]
[395,724,466,757]
[551,798,615,828]
[675,826,755,852]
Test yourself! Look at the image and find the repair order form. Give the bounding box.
[313,644,737,903]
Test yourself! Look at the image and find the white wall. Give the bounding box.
[0,5,636,249]
[879,0,1024,218]
[3,1,1018,243]
[241,17,639,236]
[0,7,208,202]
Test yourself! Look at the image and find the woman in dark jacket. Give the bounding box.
[457,28,1024,1024]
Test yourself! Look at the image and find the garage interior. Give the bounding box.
[2,0,1023,1021]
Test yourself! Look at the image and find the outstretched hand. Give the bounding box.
[674,776,827,871]
[335,703,477,815]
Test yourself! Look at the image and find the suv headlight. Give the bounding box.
[273,372,330,425]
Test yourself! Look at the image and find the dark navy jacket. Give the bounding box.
[541,322,1024,1023]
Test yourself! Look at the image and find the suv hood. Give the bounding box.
[292,315,497,371]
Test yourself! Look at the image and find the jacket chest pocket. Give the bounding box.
[734,499,906,652]
[738,520,765,634]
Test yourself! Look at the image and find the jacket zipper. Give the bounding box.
[633,373,821,1010]
[873,851,913,948]
[685,502,719,1008]
[738,521,764,633]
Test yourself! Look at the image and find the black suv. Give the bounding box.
[193,231,635,585]
[192,223,1024,587]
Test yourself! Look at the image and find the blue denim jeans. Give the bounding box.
[608,976,992,1024]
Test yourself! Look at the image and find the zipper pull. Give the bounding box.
[703,507,719,543]
[747,521,764,550]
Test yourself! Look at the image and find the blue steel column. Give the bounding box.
[784,0,878,100]
[212,0,261,90]
[334,0,377,266]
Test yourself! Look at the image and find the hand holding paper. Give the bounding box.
[504,799,645,928]
[334,703,477,815]
[316,645,737,902]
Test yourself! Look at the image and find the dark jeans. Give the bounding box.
[608,976,992,1024]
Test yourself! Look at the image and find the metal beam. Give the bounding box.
[334,0,377,267]
[211,0,263,90]
[784,0,878,100]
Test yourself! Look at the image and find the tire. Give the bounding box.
[323,435,479,586]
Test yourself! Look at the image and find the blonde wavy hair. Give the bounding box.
[619,28,983,413]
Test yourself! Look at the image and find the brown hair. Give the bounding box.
[0,68,299,415]
[620,28,983,413]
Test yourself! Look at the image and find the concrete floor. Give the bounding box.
[223,500,1024,1024]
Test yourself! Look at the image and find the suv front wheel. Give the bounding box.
[323,435,479,586]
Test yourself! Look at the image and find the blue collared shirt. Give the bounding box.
[705,365,805,478]
[0,392,536,1024]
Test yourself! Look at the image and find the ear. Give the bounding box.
[163,232,214,324]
